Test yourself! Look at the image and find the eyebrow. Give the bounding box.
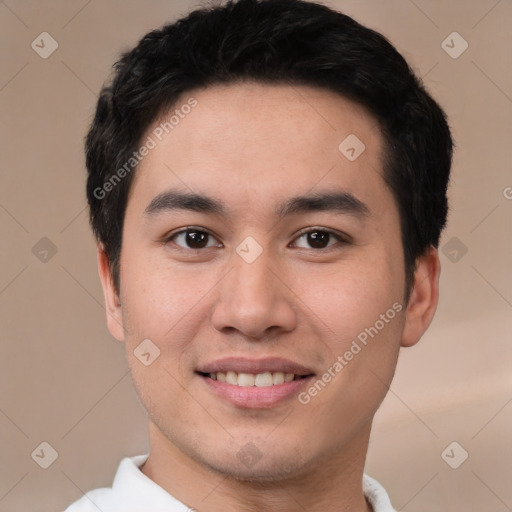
[144,190,224,216]
[143,189,370,220]
[275,191,369,219]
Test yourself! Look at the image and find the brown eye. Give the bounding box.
[293,229,345,250]
[168,228,221,250]
[306,231,331,248]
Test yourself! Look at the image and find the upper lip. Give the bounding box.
[196,357,315,376]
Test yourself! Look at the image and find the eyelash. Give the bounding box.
[163,226,350,252]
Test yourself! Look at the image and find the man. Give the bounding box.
[65,0,452,510]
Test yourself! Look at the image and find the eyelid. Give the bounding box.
[164,226,223,248]
[291,226,352,246]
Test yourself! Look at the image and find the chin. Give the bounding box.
[191,442,314,484]
[205,457,309,484]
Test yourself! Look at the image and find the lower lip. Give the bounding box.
[199,374,314,408]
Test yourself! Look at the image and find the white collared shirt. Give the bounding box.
[64,454,397,512]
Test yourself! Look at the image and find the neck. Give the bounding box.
[141,421,373,512]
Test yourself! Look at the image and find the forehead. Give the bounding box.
[128,82,391,221]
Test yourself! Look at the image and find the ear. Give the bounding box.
[97,245,125,342]
[401,246,441,348]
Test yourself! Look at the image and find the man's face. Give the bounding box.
[112,83,409,480]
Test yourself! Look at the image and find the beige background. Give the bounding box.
[0,0,511,510]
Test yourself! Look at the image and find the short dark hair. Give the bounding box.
[86,0,453,297]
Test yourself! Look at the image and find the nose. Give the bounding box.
[210,248,297,340]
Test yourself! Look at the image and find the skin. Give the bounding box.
[98,83,440,512]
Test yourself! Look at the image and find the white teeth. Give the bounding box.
[237,373,255,387]
[255,372,273,387]
[226,371,238,385]
[272,372,285,385]
[209,370,305,387]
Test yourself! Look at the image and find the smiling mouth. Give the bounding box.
[198,371,312,387]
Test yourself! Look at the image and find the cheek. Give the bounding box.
[298,252,404,341]
[298,294,404,436]
[119,251,207,341]
[118,253,227,393]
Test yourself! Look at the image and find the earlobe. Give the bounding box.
[97,245,125,342]
[400,246,441,348]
